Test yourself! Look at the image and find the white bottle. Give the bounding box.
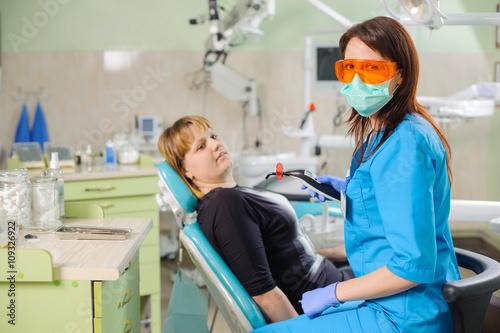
[85,145,93,171]
[49,152,65,218]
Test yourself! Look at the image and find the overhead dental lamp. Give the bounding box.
[381,0,445,29]
[189,0,275,116]
[381,0,500,30]
[208,62,259,116]
[191,0,275,65]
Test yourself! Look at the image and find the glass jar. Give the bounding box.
[26,175,62,233]
[0,169,31,247]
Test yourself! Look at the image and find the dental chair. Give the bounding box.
[157,161,267,333]
[443,248,500,333]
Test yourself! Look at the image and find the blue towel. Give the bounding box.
[14,103,31,143]
[31,102,49,152]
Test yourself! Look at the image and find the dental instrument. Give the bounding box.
[265,163,340,201]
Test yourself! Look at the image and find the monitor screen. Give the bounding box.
[317,47,341,81]
[142,118,154,132]
[313,41,343,92]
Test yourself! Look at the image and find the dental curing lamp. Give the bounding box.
[266,163,341,201]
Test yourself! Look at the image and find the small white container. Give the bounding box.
[118,144,140,164]
[26,175,61,233]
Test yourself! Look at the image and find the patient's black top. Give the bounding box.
[197,186,350,314]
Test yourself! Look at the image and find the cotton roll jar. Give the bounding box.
[26,174,62,233]
[0,169,31,247]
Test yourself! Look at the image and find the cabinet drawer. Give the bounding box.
[0,280,92,333]
[94,253,140,333]
[70,196,158,216]
[66,176,159,201]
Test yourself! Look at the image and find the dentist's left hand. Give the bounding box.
[301,282,342,319]
[301,175,344,202]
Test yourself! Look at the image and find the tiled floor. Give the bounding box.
[159,257,232,333]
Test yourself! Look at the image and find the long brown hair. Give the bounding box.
[340,16,452,184]
[158,116,214,198]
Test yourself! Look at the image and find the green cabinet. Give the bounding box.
[65,174,161,333]
[0,249,141,333]
[94,254,141,333]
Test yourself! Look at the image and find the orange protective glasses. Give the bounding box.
[335,59,399,85]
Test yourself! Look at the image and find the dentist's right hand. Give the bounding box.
[301,282,343,319]
[301,175,345,202]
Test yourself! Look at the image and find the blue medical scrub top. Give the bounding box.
[344,113,460,332]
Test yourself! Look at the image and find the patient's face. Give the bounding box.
[182,124,233,185]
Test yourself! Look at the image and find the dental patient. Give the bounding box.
[158,115,353,323]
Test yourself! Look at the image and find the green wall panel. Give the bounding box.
[1,0,496,53]
[1,0,207,52]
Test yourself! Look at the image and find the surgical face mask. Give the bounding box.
[340,74,398,117]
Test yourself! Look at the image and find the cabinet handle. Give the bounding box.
[122,261,131,274]
[84,186,116,192]
[99,203,114,209]
[119,290,132,307]
[121,320,132,333]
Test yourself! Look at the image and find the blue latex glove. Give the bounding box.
[301,282,342,319]
[300,175,345,202]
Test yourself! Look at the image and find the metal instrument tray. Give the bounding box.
[55,225,132,240]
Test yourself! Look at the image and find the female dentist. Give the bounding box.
[252,16,460,333]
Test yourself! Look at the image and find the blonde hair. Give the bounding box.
[158,116,214,199]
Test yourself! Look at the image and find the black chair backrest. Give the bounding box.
[442,248,500,333]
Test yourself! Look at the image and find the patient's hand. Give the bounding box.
[252,287,298,323]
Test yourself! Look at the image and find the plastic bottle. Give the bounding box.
[105,140,117,165]
[49,152,65,217]
[85,145,93,171]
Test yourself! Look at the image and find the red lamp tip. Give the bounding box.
[276,163,284,181]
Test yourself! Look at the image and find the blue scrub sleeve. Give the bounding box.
[370,133,437,283]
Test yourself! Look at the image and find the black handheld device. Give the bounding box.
[265,166,341,201]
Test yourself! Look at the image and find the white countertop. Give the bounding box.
[62,164,158,181]
[18,217,152,281]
